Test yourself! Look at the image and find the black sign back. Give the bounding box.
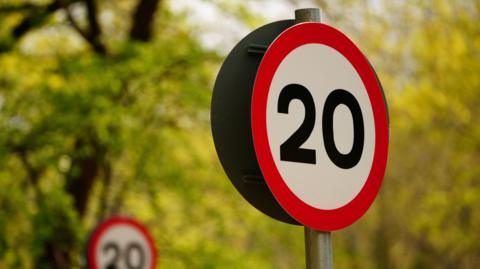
[211,20,298,224]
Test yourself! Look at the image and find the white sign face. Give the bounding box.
[88,217,157,269]
[266,44,375,210]
[251,22,389,231]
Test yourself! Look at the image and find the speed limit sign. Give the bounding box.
[87,216,157,269]
[212,20,389,232]
[251,23,389,231]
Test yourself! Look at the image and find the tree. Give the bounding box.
[312,1,480,268]
[1,0,479,268]
[0,0,215,268]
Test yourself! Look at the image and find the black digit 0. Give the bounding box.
[103,242,120,269]
[322,89,364,169]
[278,83,316,164]
[125,242,146,269]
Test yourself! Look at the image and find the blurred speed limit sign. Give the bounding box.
[251,23,389,231]
[87,216,157,269]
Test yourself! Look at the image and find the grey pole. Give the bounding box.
[294,8,321,24]
[304,227,333,269]
[294,8,333,269]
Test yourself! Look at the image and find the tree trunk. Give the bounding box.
[66,137,105,217]
[38,137,105,269]
[130,0,161,41]
[84,0,107,54]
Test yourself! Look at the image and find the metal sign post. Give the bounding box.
[304,226,332,269]
[294,8,333,269]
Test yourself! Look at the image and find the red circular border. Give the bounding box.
[87,216,158,269]
[251,23,389,231]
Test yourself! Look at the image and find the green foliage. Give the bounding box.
[0,0,479,268]
[330,1,480,268]
[0,1,306,268]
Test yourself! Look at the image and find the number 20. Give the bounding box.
[278,84,364,169]
[103,241,145,269]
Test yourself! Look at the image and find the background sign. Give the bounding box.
[251,23,389,231]
[87,216,157,269]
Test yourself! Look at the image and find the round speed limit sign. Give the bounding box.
[87,216,157,269]
[252,23,389,231]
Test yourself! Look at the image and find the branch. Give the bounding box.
[1,0,107,54]
[0,1,65,52]
[130,0,161,41]
[61,0,107,55]
[64,6,90,41]
[0,3,44,13]
[84,0,107,54]
[12,1,62,38]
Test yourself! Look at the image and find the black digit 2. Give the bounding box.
[103,242,120,269]
[125,242,146,269]
[278,83,316,164]
[322,89,364,169]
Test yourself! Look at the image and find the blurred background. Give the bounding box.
[0,0,479,268]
